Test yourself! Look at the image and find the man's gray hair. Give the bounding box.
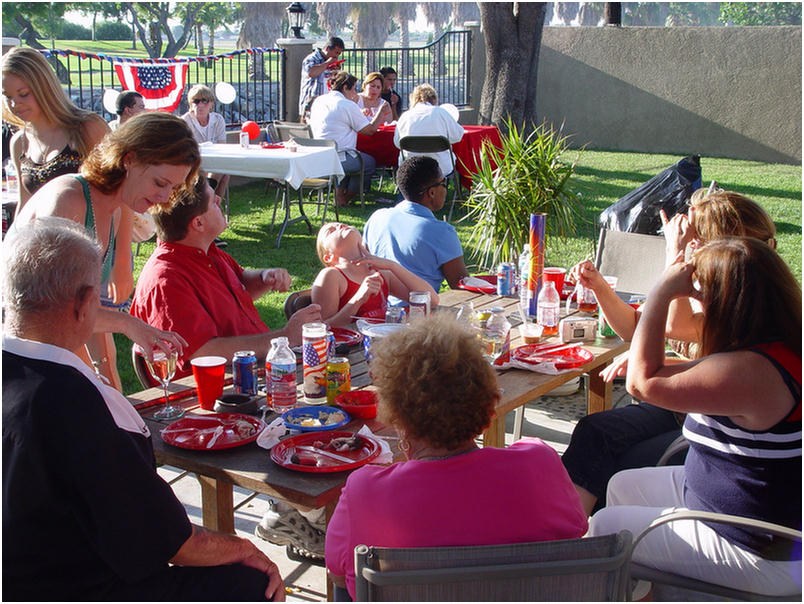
[2,217,102,316]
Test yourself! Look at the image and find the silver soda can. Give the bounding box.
[239,131,249,149]
[326,331,336,360]
[497,262,515,296]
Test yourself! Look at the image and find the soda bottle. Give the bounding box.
[537,280,560,337]
[481,307,511,364]
[266,336,297,412]
[455,301,477,332]
[5,160,18,196]
[518,244,532,319]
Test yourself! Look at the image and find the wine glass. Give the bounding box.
[141,345,183,421]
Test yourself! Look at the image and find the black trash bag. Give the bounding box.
[598,155,702,235]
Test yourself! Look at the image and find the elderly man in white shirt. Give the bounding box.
[309,72,391,207]
[393,83,465,179]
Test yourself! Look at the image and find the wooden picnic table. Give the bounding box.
[129,288,628,532]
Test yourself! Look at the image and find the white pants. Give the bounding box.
[588,466,801,597]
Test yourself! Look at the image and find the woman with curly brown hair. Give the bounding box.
[10,111,199,389]
[325,315,588,600]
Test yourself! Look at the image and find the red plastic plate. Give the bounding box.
[511,344,594,370]
[271,431,381,473]
[161,414,264,450]
[331,326,362,347]
[458,274,497,294]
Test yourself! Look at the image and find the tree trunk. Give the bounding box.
[14,14,69,83]
[605,3,622,25]
[478,3,547,134]
[237,3,285,80]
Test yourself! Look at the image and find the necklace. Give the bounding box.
[415,443,479,461]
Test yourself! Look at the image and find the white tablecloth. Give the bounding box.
[199,143,344,190]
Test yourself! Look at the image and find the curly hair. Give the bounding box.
[409,83,438,107]
[692,237,801,357]
[690,190,776,248]
[370,315,500,450]
[80,112,200,195]
[1,46,108,158]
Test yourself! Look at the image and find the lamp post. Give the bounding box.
[287,3,306,39]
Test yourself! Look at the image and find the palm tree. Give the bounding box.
[316,2,351,40]
[237,2,286,80]
[393,2,417,77]
[420,2,451,78]
[350,4,395,74]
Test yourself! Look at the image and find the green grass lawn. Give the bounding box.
[118,150,802,394]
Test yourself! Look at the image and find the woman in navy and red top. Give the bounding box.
[589,237,801,597]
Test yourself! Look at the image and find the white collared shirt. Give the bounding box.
[309,90,371,160]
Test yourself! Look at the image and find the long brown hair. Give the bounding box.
[690,190,777,248]
[1,46,107,158]
[693,238,801,356]
[80,112,200,194]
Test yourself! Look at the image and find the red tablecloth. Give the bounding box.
[356,124,503,190]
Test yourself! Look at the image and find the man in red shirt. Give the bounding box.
[131,176,321,378]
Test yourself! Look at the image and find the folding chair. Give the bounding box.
[354,531,632,601]
[283,289,312,321]
[398,135,462,221]
[594,229,667,299]
[629,510,802,601]
[284,137,339,225]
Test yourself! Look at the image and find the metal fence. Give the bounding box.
[341,30,471,111]
[42,47,284,127]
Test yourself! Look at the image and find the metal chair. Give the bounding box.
[594,229,667,299]
[272,120,313,141]
[629,510,802,601]
[283,288,312,321]
[280,137,339,225]
[354,531,633,601]
[131,344,159,389]
[398,135,462,221]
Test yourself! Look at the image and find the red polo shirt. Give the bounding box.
[131,241,269,377]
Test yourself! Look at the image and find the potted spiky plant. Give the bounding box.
[462,118,584,270]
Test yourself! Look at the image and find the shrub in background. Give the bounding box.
[95,21,132,41]
[62,22,92,40]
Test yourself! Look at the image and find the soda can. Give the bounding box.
[233,350,257,395]
[326,357,351,404]
[326,331,336,360]
[239,131,249,149]
[496,262,515,296]
[385,307,406,323]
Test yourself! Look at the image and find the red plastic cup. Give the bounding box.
[190,356,227,410]
[543,267,567,294]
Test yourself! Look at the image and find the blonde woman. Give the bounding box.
[357,72,391,124]
[2,46,109,216]
[393,83,464,179]
[182,84,229,197]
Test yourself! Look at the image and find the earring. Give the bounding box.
[399,435,410,453]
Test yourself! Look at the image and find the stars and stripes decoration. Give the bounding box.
[113,62,188,113]
[302,337,329,398]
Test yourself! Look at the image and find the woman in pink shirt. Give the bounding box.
[325,315,588,600]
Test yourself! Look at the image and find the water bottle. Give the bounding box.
[518,244,532,319]
[481,307,511,365]
[537,280,560,337]
[455,301,478,333]
[266,336,297,412]
[5,160,18,196]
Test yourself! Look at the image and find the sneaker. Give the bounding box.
[285,544,326,567]
[255,501,325,556]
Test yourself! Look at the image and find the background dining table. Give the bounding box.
[356,124,504,190]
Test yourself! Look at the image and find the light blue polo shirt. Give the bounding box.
[363,201,464,301]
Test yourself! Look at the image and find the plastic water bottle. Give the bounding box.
[266,336,297,412]
[455,301,479,334]
[518,244,532,319]
[481,307,511,365]
[5,160,18,196]
[537,280,561,337]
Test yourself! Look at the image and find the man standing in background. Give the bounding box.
[298,37,345,116]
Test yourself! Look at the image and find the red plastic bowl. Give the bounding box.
[335,390,378,419]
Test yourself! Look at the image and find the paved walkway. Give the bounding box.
[162,380,651,602]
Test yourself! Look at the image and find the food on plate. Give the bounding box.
[313,435,362,452]
[288,409,346,427]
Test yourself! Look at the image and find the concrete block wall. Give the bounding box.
[535,26,801,164]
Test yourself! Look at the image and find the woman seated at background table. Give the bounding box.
[562,188,781,516]
[393,83,464,180]
[356,72,391,124]
[182,84,229,198]
[589,237,801,597]
[325,315,588,600]
[311,222,438,326]
[309,72,391,207]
